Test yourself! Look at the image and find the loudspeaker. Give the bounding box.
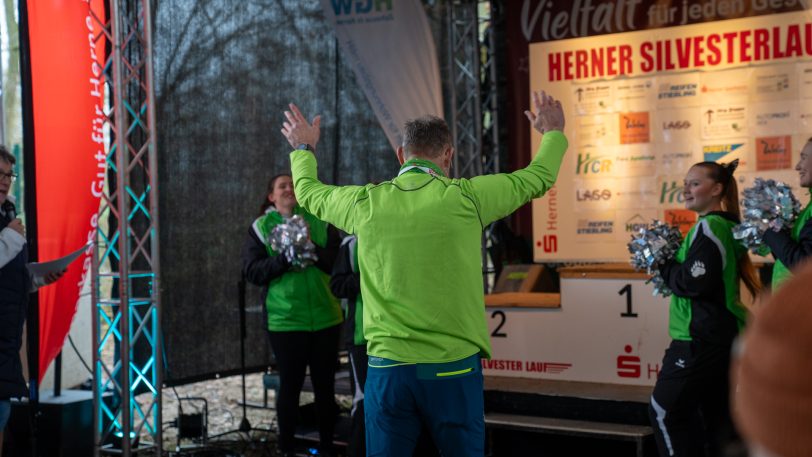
[3,390,93,457]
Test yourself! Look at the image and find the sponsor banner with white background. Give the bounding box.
[533,10,812,261]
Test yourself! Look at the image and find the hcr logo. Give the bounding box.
[331,0,392,14]
[660,181,685,204]
[576,153,612,175]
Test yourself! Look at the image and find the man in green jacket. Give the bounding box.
[280,90,567,456]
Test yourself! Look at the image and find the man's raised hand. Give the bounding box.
[524,90,565,134]
[281,103,322,151]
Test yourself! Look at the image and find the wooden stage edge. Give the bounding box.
[558,263,651,280]
[484,375,653,404]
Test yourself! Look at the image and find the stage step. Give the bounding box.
[486,412,652,457]
[484,376,653,426]
[484,376,656,456]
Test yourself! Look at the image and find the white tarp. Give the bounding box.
[322,0,444,151]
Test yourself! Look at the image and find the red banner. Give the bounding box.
[26,0,106,382]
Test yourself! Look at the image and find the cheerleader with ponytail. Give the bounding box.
[648,159,761,457]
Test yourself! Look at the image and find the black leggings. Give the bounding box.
[268,324,341,453]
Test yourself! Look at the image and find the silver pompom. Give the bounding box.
[733,178,800,253]
[628,220,683,297]
[269,215,318,270]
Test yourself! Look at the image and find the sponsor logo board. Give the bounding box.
[573,83,613,115]
[619,112,650,144]
[701,105,747,139]
[756,136,792,171]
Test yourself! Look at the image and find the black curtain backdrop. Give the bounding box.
[155,0,448,384]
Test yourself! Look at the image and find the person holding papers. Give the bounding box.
[0,146,64,455]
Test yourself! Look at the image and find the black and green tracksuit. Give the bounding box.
[330,235,367,457]
[241,204,342,454]
[649,211,747,457]
[763,191,812,290]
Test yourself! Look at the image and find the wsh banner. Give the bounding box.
[322,0,443,150]
[25,0,106,382]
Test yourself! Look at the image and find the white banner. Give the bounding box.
[484,277,670,386]
[322,0,444,150]
[532,11,812,262]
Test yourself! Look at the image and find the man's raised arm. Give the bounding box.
[468,90,568,226]
[281,103,363,234]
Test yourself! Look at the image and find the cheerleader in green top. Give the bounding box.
[649,160,761,457]
[241,174,342,457]
[762,138,812,290]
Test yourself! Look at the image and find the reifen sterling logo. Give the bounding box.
[658,83,697,100]
[577,218,613,235]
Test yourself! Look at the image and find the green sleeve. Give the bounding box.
[289,149,364,234]
[466,131,568,226]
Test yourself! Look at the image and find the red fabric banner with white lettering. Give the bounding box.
[26,0,106,382]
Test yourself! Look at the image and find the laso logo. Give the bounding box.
[576,153,612,175]
[660,181,685,205]
[576,189,612,201]
[331,0,392,14]
[662,120,691,130]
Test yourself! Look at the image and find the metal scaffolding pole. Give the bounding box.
[447,0,482,179]
[447,0,500,178]
[91,0,161,455]
[448,0,501,291]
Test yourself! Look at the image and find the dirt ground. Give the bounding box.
[138,372,351,456]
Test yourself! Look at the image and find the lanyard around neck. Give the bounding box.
[398,165,439,177]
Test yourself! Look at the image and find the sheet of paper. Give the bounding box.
[27,243,90,276]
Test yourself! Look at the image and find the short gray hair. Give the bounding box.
[402,115,452,158]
